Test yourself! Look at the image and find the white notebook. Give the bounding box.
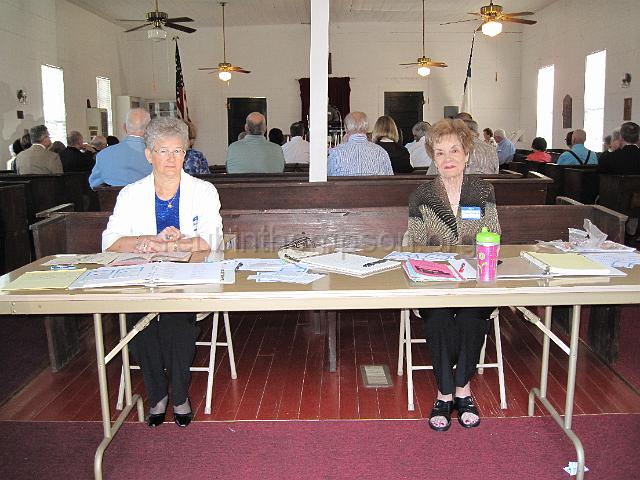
[299,252,400,277]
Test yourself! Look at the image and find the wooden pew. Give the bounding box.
[0,184,31,274]
[563,168,600,204]
[598,174,640,218]
[540,164,597,205]
[29,200,626,370]
[95,173,550,212]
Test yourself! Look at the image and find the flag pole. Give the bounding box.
[461,31,476,116]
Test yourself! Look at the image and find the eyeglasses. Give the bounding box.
[152,148,186,158]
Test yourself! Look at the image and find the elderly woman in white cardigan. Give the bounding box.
[102,117,223,428]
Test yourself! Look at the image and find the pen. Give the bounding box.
[458,263,465,273]
[234,262,243,271]
[362,259,389,268]
[50,265,77,270]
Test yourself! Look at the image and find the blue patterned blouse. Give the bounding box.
[183,149,210,175]
[155,186,181,233]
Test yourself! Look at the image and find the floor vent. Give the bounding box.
[360,364,393,388]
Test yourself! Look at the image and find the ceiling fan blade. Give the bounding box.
[399,62,420,66]
[166,17,194,23]
[207,71,221,74]
[502,11,535,16]
[228,66,250,72]
[502,17,537,25]
[440,18,476,25]
[165,22,196,33]
[235,69,251,74]
[198,67,218,71]
[429,62,448,68]
[117,19,146,22]
[467,12,482,16]
[124,23,151,33]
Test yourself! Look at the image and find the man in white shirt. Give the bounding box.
[281,122,309,164]
[405,121,432,167]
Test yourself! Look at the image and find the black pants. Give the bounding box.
[419,307,493,395]
[127,313,200,408]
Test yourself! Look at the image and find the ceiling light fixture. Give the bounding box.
[417,66,431,77]
[147,26,167,41]
[218,70,232,82]
[481,20,503,37]
[398,1,447,77]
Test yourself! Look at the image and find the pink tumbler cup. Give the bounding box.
[476,227,500,282]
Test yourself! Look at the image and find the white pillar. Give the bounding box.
[309,0,329,182]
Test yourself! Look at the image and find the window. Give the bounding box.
[96,76,113,135]
[536,65,554,148]
[41,65,67,143]
[584,50,606,152]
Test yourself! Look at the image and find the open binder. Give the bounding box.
[69,262,235,289]
[520,251,623,276]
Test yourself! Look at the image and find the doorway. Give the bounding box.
[227,97,267,145]
[384,92,424,145]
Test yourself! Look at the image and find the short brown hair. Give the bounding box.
[425,118,474,159]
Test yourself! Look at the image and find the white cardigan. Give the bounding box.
[102,172,223,251]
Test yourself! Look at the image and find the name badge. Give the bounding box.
[460,206,482,220]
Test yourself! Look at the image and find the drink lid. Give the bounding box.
[476,226,500,243]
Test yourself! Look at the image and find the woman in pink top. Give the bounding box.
[526,137,552,163]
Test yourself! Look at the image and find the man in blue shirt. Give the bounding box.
[327,111,393,176]
[494,129,516,165]
[557,129,598,165]
[89,108,152,188]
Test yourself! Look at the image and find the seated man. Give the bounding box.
[327,111,393,176]
[557,129,598,165]
[405,121,432,168]
[60,130,95,172]
[15,125,63,174]
[282,122,309,164]
[598,122,640,174]
[226,112,285,174]
[494,129,516,165]
[89,108,152,188]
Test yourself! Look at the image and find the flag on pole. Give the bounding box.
[175,40,191,122]
[461,31,476,116]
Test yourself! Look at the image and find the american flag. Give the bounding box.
[461,31,475,116]
[175,40,191,122]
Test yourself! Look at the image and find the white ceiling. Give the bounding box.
[66,0,557,27]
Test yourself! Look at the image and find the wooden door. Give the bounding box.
[384,92,424,145]
[227,97,267,145]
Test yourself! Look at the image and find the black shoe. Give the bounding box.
[454,395,481,428]
[173,398,192,428]
[428,399,453,432]
[147,412,165,427]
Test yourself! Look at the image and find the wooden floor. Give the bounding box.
[1,307,638,422]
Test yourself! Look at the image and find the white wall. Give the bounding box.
[0,0,123,159]
[520,0,640,150]
[122,21,524,164]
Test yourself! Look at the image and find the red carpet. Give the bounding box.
[1,415,639,479]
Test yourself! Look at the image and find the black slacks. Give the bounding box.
[127,312,200,407]
[418,307,493,395]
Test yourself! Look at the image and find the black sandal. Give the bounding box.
[454,396,481,428]
[428,399,453,432]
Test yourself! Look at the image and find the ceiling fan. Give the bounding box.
[441,1,537,37]
[198,2,251,82]
[118,0,196,42]
[399,0,447,77]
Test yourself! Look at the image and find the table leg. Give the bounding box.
[529,305,585,480]
[327,311,337,372]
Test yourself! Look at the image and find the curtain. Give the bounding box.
[298,77,351,128]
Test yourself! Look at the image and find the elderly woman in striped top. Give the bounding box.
[406,118,500,431]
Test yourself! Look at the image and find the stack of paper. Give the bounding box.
[3,269,87,290]
[110,251,192,266]
[299,252,400,277]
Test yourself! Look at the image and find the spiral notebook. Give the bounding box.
[298,252,400,277]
